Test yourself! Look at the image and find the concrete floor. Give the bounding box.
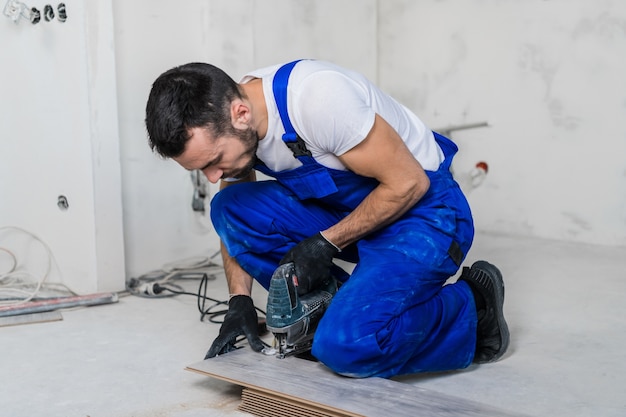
[1,232,625,417]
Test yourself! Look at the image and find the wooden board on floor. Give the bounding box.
[186,348,529,417]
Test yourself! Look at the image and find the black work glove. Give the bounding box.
[280,232,340,296]
[204,295,265,359]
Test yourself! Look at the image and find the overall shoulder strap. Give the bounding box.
[272,60,312,158]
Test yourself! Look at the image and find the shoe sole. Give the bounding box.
[470,260,510,363]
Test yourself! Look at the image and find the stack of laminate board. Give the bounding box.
[187,349,530,417]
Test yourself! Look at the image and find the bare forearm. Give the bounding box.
[221,243,254,297]
[217,172,257,297]
[323,179,428,249]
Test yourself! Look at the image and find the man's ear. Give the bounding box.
[230,99,251,130]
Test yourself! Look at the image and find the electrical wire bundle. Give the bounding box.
[0,226,75,305]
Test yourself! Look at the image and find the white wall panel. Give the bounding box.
[379,0,626,246]
[249,0,378,81]
[0,0,125,293]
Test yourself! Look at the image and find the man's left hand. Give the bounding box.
[280,232,339,295]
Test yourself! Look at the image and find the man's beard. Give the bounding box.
[224,126,259,180]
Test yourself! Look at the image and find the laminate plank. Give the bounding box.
[186,348,530,417]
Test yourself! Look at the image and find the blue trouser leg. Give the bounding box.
[312,245,476,378]
[312,170,476,377]
[210,180,349,289]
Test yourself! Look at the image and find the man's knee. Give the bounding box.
[209,187,236,233]
[312,329,358,377]
[312,318,382,378]
[210,184,262,238]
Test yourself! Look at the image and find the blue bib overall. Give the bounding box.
[210,61,478,377]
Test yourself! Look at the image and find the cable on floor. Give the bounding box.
[154,275,269,350]
[126,257,266,324]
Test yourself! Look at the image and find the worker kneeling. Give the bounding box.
[144,59,509,379]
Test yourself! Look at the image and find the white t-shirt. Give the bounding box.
[240,60,444,172]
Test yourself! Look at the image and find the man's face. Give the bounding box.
[174,125,258,183]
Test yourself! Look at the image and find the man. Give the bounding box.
[145,59,509,378]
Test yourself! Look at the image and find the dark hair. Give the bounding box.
[145,63,243,158]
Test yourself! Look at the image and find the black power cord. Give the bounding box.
[127,268,269,350]
[151,274,266,324]
[156,275,270,348]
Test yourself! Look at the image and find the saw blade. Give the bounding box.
[272,334,313,359]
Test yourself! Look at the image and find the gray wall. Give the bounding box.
[2,0,624,290]
[377,0,626,246]
[0,0,124,292]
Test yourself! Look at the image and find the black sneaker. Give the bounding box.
[460,260,510,364]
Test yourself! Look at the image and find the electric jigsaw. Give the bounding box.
[265,262,337,358]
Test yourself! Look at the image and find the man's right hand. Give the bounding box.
[204,295,265,359]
